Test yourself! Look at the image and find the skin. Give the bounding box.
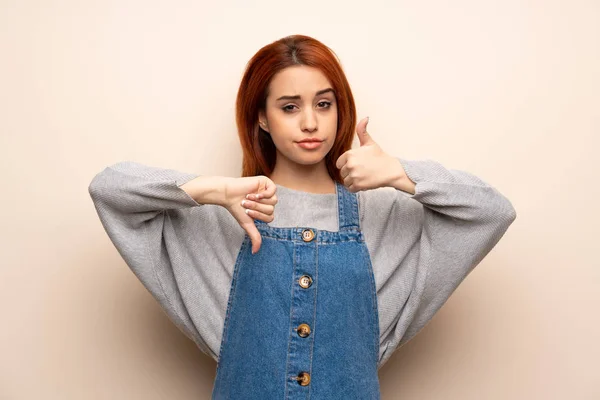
[183,65,416,254]
[258,65,339,194]
[240,64,417,253]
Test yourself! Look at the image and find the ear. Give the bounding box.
[258,110,269,133]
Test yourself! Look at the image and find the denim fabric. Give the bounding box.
[212,181,381,399]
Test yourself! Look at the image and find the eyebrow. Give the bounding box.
[275,88,335,101]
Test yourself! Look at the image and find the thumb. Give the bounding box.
[243,222,262,254]
[356,117,374,146]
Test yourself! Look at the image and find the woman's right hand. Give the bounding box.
[221,176,278,254]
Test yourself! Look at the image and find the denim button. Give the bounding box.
[296,371,311,386]
[298,275,313,289]
[297,323,311,338]
[301,229,315,242]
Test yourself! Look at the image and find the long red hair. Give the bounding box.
[236,35,357,184]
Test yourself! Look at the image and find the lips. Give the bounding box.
[296,140,324,150]
[297,139,323,143]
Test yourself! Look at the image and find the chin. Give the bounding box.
[293,158,324,166]
[278,146,331,167]
[291,154,326,166]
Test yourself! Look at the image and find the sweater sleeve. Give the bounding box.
[394,158,517,348]
[87,161,210,351]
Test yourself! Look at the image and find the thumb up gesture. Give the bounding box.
[335,117,402,193]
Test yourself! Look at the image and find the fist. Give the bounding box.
[222,176,278,254]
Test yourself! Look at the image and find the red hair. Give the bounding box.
[236,34,357,183]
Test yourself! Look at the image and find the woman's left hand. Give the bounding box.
[335,117,405,193]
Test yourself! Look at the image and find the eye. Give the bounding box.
[282,104,298,112]
[317,101,332,109]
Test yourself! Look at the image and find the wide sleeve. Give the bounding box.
[87,161,207,346]
[394,158,517,347]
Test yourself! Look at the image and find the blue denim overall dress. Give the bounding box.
[212,181,381,399]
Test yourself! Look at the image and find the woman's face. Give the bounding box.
[259,65,338,168]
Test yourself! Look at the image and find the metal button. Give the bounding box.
[298,275,313,289]
[301,229,315,242]
[296,371,311,386]
[296,323,311,338]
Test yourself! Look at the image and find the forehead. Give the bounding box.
[268,65,333,98]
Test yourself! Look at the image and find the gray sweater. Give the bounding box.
[88,158,516,369]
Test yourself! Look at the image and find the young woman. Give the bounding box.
[89,34,516,399]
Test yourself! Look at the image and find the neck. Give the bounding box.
[269,155,336,194]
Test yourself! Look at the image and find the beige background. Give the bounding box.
[1,0,598,399]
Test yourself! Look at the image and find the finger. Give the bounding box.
[343,174,353,188]
[254,178,277,199]
[241,199,275,215]
[242,221,262,254]
[340,164,350,180]
[356,116,369,134]
[336,152,348,169]
[246,193,278,205]
[257,195,278,205]
[343,177,358,192]
[261,180,277,198]
[245,208,275,223]
[356,117,374,147]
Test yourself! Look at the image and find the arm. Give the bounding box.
[88,161,226,220]
[389,158,517,347]
[87,161,219,352]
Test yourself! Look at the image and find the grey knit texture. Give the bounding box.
[88,158,516,369]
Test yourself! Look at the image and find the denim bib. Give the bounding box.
[212,181,381,399]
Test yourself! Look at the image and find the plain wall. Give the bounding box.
[1,0,598,398]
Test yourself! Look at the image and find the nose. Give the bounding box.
[301,109,317,133]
